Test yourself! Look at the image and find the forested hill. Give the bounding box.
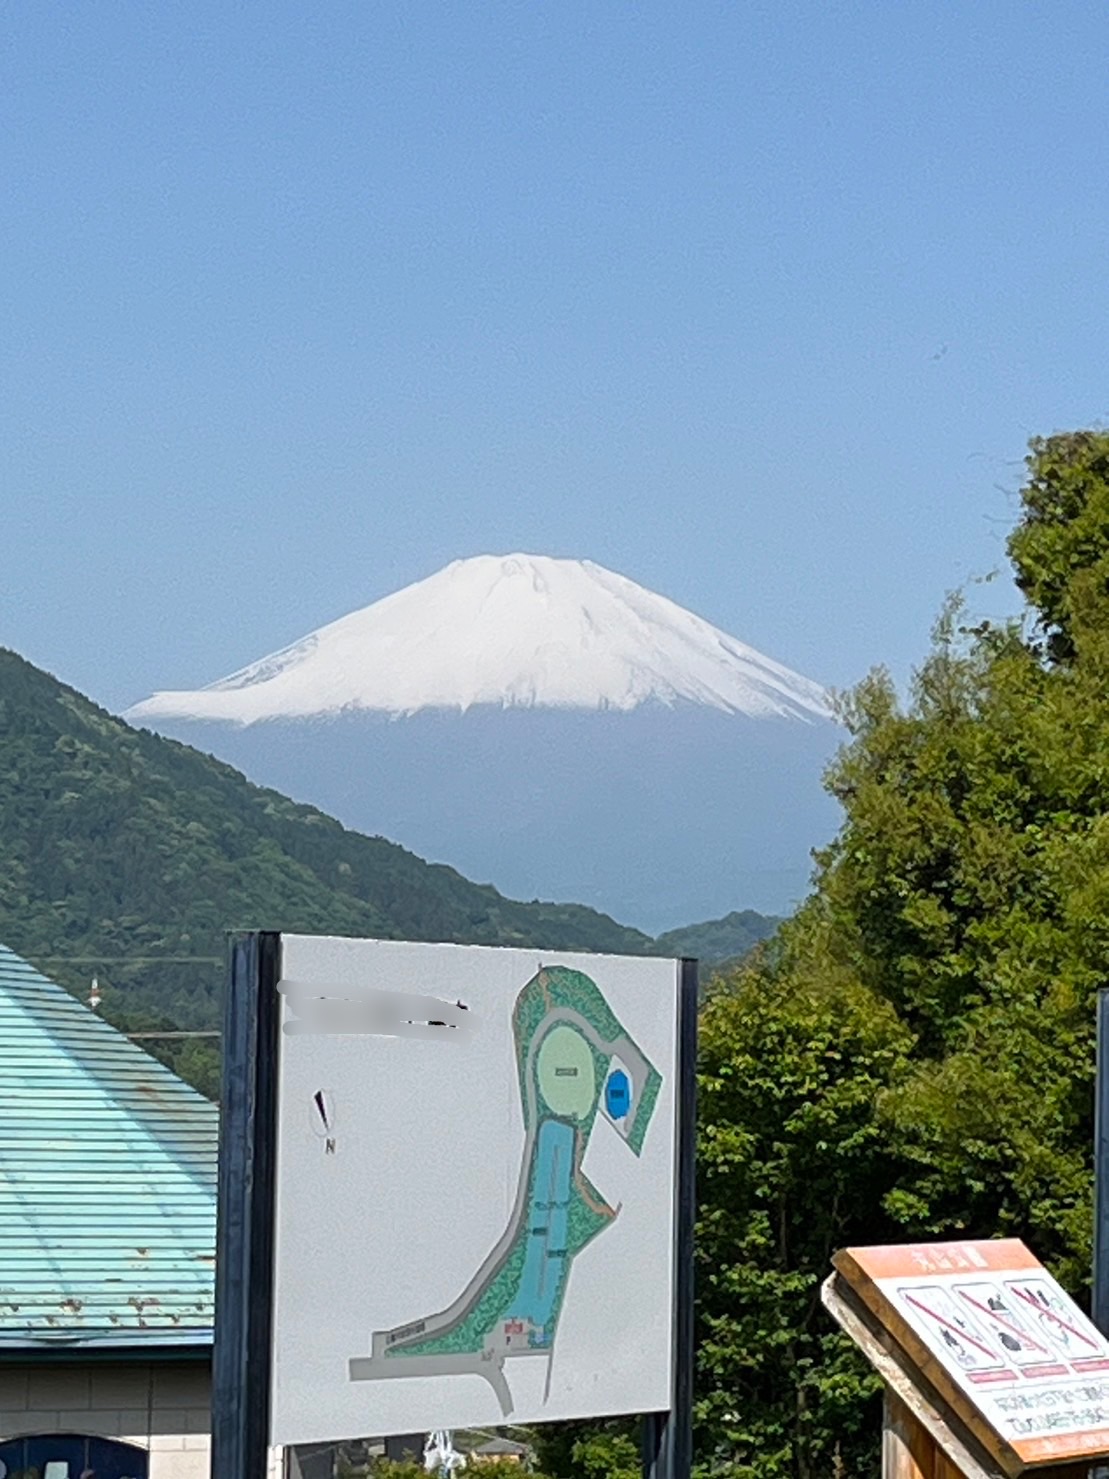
[0,648,659,1038]
[654,908,781,968]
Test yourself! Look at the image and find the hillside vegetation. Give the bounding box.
[0,651,653,1065]
[654,908,780,968]
[0,650,776,1092]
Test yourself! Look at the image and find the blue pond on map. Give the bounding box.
[605,1070,631,1120]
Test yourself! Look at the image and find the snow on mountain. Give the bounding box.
[125,554,830,725]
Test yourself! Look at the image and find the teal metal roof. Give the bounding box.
[0,943,217,1347]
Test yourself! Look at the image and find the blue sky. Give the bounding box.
[3,1,1108,716]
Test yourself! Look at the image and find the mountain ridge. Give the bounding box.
[0,648,648,1021]
[0,650,777,1095]
[654,908,782,966]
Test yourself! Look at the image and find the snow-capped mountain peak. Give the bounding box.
[125,554,830,724]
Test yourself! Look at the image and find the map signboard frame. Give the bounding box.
[830,1240,1109,1475]
[210,932,696,1479]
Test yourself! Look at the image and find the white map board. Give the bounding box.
[268,936,681,1447]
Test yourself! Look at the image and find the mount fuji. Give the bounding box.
[127,554,830,725]
[126,555,840,930]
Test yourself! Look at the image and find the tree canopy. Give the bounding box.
[538,431,1109,1478]
[689,429,1109,1475]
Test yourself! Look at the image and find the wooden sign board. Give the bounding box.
[832,1240,1109,1475]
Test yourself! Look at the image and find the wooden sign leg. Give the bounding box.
[932,1449,968,1479]
[882,1387,1084,1479]
[883,1390,937,1479]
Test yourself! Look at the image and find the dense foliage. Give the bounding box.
[542,431,1109,1479]
[354,1461,546,1479]
[688,429,1109,1476]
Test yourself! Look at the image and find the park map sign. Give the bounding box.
[263,936,682,1447]
[347,964,661,1408]
[833,1240,1109,1474]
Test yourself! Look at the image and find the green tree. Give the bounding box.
[532,1420,640,1479]
[1007,429,1109,664]
[539,430,1109,1479]
[701,429,1109,1475]
[695,968,911,1479]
